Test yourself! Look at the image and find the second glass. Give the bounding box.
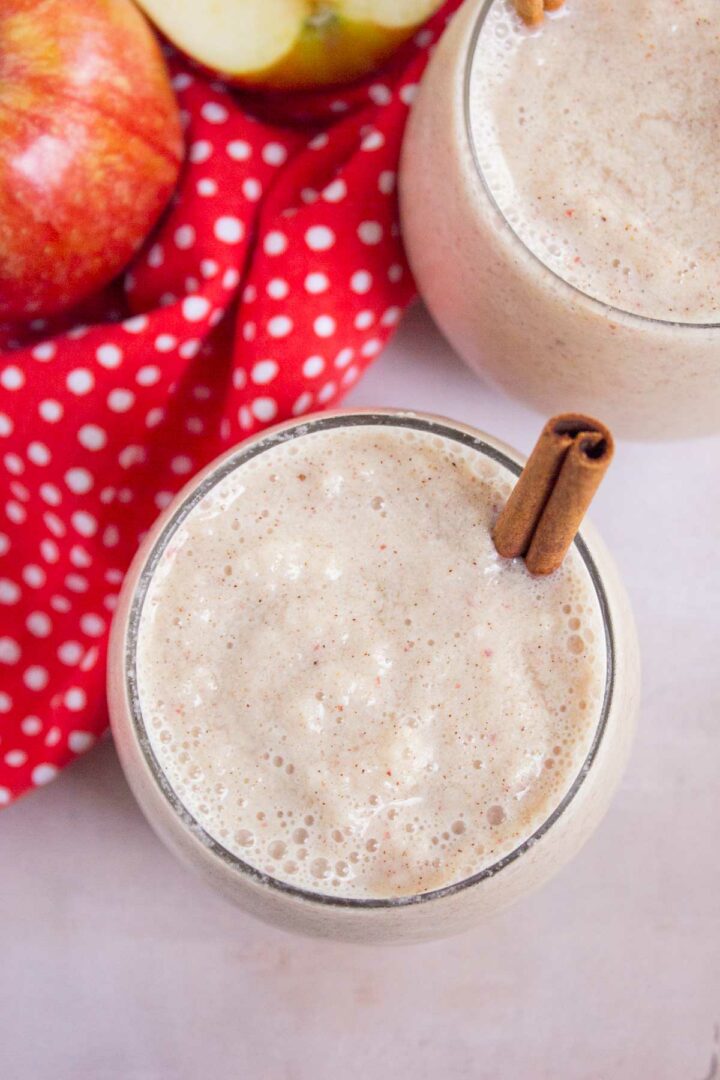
[399,0,720,440]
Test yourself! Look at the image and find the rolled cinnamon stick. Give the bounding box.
[514,0,544,26]
[493,414,614,576]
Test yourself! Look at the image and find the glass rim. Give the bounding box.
[123,409,617,911]
[463,0,720,331]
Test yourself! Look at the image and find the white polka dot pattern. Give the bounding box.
[0,4,453,804]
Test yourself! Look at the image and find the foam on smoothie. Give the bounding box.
[470,0,720,322]
[136,423,606,899]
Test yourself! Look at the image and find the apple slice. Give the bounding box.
[135,0,442,91]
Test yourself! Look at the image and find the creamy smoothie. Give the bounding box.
[472,0,720,322]
[110,412,640,941]
[400,0,720,437]
[135,421,606,900]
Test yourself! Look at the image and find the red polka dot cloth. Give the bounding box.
[0,2,463,805]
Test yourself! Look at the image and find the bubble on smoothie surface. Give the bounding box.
[137,424,606,899]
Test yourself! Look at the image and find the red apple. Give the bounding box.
[0,0,183,321]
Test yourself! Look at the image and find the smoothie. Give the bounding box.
[135,420,606,899]
[400,0,720,437]
[471,0,720,322]
[109,411,639,942]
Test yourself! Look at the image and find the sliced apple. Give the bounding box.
[135,0,442,91]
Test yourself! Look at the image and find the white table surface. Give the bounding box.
[2,302,719,1080]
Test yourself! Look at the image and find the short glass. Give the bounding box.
[108,410,640,943]
[399,0,720,440]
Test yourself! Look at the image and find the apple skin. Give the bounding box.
[0,0,183,321]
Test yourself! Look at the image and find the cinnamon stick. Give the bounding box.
[514,0,566,26]
[492,414,614,576]
[515,0,543,26]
